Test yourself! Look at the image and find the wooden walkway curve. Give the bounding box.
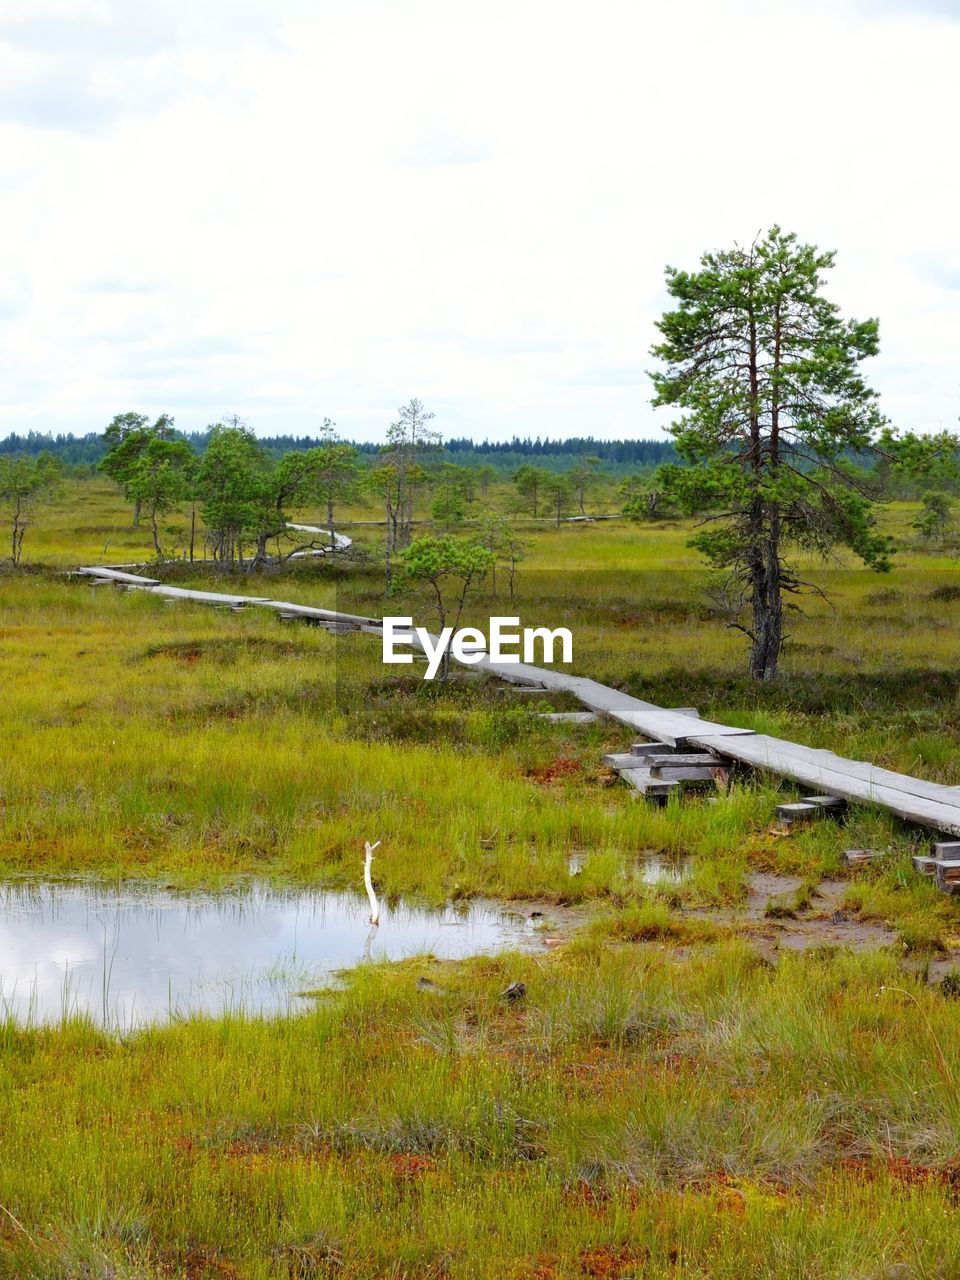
[74,527,960,837]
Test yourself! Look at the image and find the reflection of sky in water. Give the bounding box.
[0,883,538,1028]
[567,852,688,885]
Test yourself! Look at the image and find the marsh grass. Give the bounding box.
[4,483,960,1274]
[5,946,960,1276]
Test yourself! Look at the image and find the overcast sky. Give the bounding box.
[0,0,958,443]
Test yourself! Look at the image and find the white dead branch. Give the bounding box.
[364,840,382,924]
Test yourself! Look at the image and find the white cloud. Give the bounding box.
[0,0,958,442]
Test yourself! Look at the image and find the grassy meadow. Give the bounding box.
[3,477,960,1276]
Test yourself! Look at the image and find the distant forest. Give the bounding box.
[0,429,678,471]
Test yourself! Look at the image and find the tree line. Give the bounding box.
[4,224,960,680]
[0,428,678,470]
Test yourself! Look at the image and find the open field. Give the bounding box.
[4,479,960,1276]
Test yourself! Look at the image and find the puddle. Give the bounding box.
[567,850,688,885]
[639,855,688,886]
[0,881,543,1028]
[687,873,899,954]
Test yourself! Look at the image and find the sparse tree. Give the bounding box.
[476,463,497,497]
[196,424,264,569]
[477,511,527,597]
[623,484,672,522]
[247,450,320,571]
[429,462,474,531]
[398,535,494,679]
[569,454,601,515]
[430,486,466,530]
[543,472,575,527]
[512,463,549,518]
[913,491,956,548]
[306,419,361,548]
[0,452,62,566]
[373,398,441,582]
[653,226,899,680]
[100,412,175,527]
[126,437,196,558]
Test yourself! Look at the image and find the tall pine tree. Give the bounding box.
[653,227,893,680]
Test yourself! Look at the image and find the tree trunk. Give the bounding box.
[189,502,196,564]
[749,569,782,679]
[248,532,270,572]
[327,496,336,549]
[132,498,141,528]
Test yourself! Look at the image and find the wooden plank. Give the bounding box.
[630,742,672,758]
[539,712,598,724]
[646,753,720,767]
[617,767,678,797]
[603,753,656,769]
[776,802,822,821]
[802,795,846,810]
[913,856,938,876]
[694,732,960,813]
[844,849,881,867]
[934,842,960,859]
[76,567,161,585]
[650,766,725,783]
[148,585,274,606]
[696,733,960,836]
[259,600,380,626]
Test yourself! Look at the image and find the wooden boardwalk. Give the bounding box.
[74,532,960,838]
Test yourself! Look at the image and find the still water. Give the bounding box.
[0,881,541,1028]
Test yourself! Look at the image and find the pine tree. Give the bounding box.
[653,227,894,680]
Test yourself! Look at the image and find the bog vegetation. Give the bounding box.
[4,230,960,1278]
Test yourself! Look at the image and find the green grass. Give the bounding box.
[4,479,960,1275]
[5,946,960,1277]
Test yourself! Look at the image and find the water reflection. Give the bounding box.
[566,851,688,884]
[0,881,539,1028]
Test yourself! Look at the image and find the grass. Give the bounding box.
[5,946,960,1276]
[4,479,960,1274]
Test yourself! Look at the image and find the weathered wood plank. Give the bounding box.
[844,849,881,867]
[603,753,656,769]
[259,600,380,625]
[76,566,161,585]
[650,765,725,783]
[694,733,960,813]
[776,802,822,821]
[646,753,721,768]
[617,767,678,797]
[539,712,598,724]
[697,733,960,836]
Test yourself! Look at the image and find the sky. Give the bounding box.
[0,0,958,444]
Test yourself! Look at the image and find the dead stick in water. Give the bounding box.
[364,840,382,924]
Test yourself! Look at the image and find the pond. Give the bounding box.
[0,881,543,1028]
